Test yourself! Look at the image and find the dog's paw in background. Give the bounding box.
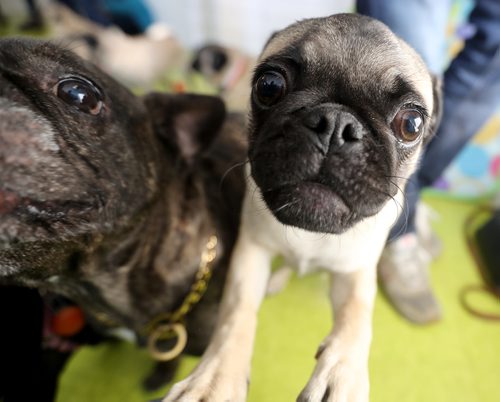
[266,265,293,296]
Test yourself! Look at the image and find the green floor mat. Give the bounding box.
[57,195,500,402]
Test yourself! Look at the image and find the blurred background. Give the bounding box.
[1,0,498,198]
[146,0,353,55]
[1,1,499,402]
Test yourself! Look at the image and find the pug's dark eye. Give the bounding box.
[253,71,287,107]
[55,77,103,115]
[391,109,424,142]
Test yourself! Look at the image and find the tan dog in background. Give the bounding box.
[47,3,187,88]
[191,44,255,112]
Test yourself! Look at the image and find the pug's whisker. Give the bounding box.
[383,174,415,185]
[272,200,299,214]
[388,193,410,240]
[220,160,248,190]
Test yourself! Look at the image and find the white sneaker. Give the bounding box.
[415,201,442,259]
[378,233,442,324]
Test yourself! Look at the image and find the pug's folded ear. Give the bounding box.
[425,75,443,145]
[143,93,226,164]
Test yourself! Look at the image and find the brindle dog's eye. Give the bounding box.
[253,71,287,107]
[391,109,424,143]
[56,77,103,115]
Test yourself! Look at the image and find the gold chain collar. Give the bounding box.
[145,235,218,361]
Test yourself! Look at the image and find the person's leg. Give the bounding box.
[391,0,500,238]
[418,0,500,187]
[357,0,449,241]
[361,0,500,323]
[356,0,450,74]
[356,0,450,323]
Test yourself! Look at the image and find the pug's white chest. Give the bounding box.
[242,180,399,274]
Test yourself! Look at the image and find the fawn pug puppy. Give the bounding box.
[164,13,441,402]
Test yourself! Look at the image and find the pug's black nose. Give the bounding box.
[302,105,364,153]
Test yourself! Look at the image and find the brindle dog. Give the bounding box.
[0,38,246,400]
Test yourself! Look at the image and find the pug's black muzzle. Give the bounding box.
[250,103,395,234]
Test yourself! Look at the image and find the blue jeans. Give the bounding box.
[357,0,500,240]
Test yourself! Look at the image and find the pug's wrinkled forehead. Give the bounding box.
[258,13,434,115]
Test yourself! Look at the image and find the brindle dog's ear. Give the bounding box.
[143,93,226,163]
[425,75,443,145]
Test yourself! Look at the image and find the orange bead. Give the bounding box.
[172,81,186,93]
[51,306,86,337]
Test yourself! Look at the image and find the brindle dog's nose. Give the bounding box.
[302,104,364,154]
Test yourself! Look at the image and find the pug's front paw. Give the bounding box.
[162,358,248,402]
[297,345,369,402]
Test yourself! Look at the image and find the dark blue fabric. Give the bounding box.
[357,0,500,240]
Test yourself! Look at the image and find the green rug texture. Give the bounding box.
[56,194,500,402]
